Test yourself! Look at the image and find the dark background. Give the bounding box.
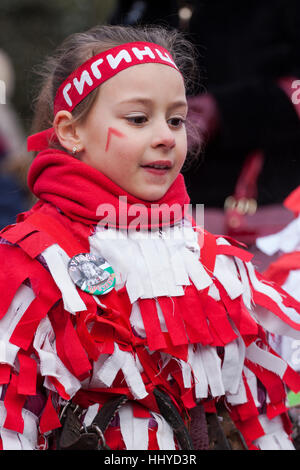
[0,0,117,132]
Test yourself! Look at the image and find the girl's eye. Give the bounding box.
[125,115,147,125]
[168,117,186,128]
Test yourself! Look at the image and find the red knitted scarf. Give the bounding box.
[27,149,190,229]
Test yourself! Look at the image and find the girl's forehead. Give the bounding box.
[99,63,186,103]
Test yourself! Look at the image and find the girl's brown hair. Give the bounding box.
[31,24,201,159]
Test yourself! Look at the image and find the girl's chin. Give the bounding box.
[133,187,170,202]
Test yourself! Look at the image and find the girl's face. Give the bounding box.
[75,63,188,201]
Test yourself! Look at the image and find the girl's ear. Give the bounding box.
[53,111,83,153]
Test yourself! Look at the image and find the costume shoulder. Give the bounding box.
[0,203,100,448]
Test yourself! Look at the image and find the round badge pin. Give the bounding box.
[68,253,116,295]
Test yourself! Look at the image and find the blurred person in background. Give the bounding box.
[0,49,30,227]
[110,0,300,210]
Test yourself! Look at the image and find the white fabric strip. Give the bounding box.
[235,258,253,310]
[187,341,246,401]
[89,221,212,304]
[246,262,300,326]
[213,255,244,300]
[180,348,193,389]
[83,403,100,427]
[0,284,35,366]
[1,429,22,450]
[165,238,190,286]
[119,403,149,450]
[33,316,81,398]
[0,401,38,450]
[200,345,225,397]
[88,353,109,389]
[155,300,168,332]
[221,335,245,394]
[208,283,221,301]
[151,412,176,450]
[245,262,283,304]
[254,415,295,450]
[256,215,300,256]
[253,305,300,339]
[42,244,87,314]
[97,343,147,399]
[189,346,209,399]
[246,341,287,377]
[129,302,146,338]
[284,270,300,301]
[226,374,247,405]
[243,366,260,407]
[182,249,212,290]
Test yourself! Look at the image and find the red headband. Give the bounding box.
[54,42,178,115]
[28,42,178,152]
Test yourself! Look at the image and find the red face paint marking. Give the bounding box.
[105,127,125,152]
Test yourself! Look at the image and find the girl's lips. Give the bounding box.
[142,167,170,175]
[141,160,172,175]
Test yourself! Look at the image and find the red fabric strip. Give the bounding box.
[9,284,60,350]
[17,352,37,396]
[39,392,61,434]
[49,306,92,381]
[136,346,171,394]
[0,222,37,245]
[157,296,188,346]
[263,252,300,286]
[138,298,167,351]
[252,290,300,331]
[282,365,300,393]
[245,359,286,404]
[132,402,151,419]
[0,245,39,320]
[171,369,196,409]
[233,415,264,446]
[76,312,101,361]
[176,285,214,345]
[255,270,300,313]
[216,244,253,262]
[267,402,287,420]
[0,364,11,384]
[18,230,55,259]
[200,231,217,276]
[160,333,188,362]
[284,185,300,213]
[203,400,216,413]
[25,212,87,258]
[48,377,70,401]
[267,345,300,392]
[27,128,58,153]
[215,280,258,339]
[3,373,27,433]
[199,293,238,345]
[233,374,259,422]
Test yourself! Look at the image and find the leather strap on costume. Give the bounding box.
[58,395,128,450]
[58,389,195,451]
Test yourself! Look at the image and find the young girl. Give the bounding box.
[1,24,300,451]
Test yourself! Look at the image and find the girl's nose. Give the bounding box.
[151,122,176,150]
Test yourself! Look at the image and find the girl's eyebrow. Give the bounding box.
[118,97,188,109]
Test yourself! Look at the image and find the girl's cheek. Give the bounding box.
[105,127,126,152]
